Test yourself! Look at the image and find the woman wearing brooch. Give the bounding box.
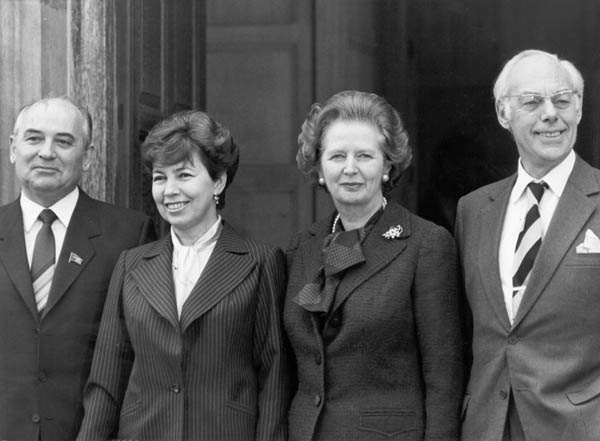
[77,110,290,441]
[284,90,464,441]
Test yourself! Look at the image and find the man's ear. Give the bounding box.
[9,136,16,164]
[576,96,583,124]
[82,144,95,171]
[496,100,512,130]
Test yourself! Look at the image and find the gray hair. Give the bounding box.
[493,49,584,106]
[12,95,93,148]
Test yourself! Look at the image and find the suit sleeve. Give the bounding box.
[137,216,157,245]
[253,246,291,441]
[414,225,464,441]
[455,197,473,382]
[77,251,134,441]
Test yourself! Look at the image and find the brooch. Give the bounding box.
[382,225,403,239]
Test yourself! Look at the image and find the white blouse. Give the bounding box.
[171,216,222,317]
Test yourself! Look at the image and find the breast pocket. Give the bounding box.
[358,409,417,439]
[564,253,600,267]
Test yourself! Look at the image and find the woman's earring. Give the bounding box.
[318,177,325,186]
[212,193,220,206]
[382,174,390,183]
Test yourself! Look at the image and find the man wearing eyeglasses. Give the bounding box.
[456,49,600,441]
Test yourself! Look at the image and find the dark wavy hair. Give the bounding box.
[141,110,239,209]
[296,90,412,194]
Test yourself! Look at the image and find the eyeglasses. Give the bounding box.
[504,89,579,112]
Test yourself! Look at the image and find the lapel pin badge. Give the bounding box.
[69,252,83,265]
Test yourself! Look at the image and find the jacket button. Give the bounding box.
[315,353,322,365]
[38,371,47,382]
[32,414,41,423]
[170,384,181,393]
[499,390,508,400]
[314,394,322,406]
[508,335,518,345]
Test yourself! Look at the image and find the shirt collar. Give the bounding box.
[20,187,80,233]
[511,150,576,203]
[171,215,222,253]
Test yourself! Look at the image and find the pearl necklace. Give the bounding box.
[331,197,388,233]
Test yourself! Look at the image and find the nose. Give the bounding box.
[342,156,358,175]
[37,139,56,159]
[540,98,559,122]
[163,177,180,195]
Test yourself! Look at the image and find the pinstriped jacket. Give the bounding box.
[77,222,291,441]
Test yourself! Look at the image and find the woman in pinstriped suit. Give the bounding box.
[77,110,291,441]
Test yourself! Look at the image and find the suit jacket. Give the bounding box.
[0,190,154,441]
[284,201,464,441]
[456,155,600,441]
[77,222,290,441]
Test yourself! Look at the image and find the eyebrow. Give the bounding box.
[22,129,44,137]
[152,164,193,173]
[22,129,77,142]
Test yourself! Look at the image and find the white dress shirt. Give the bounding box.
[171,216,222,317]
[21,187,79,268]
[499,150,575,322]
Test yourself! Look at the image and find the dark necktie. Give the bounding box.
[512,181,547,319]
[31,209,58,312]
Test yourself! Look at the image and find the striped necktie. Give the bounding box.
[512,181,547,319]
[31,209,58,312]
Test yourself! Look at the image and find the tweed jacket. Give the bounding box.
[77,222,290,441]
[0,190,154,441]
[284,201,464,441]
[456,155,600,441]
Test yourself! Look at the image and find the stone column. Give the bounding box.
[69,0,114,202]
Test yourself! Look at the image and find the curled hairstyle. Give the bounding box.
[13,95,93,148]
[493,49,585,107]
[141,110,239,209]
[296,90,412,194]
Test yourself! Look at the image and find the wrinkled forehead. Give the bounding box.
[507,55,574,95]
[14,99,86,139]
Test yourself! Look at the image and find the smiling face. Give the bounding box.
[152,150,226,245]
[319,120,389,215]
[497,54,582,178]
[10,99,94,207]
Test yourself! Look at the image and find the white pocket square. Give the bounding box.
[576,229,600,253]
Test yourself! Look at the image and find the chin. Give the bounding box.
[335,197,368,207]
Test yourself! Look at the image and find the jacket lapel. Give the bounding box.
[180,223,255,332]
[0,200,38,318]
[131,236,180,330]
[513,157,599,327]
[478,177,514,332]
[299,218,330,287]
[43,192,98,318]
[331,202,410,313]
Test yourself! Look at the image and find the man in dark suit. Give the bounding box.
[0,96,155,441]
[456,49,600,441]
